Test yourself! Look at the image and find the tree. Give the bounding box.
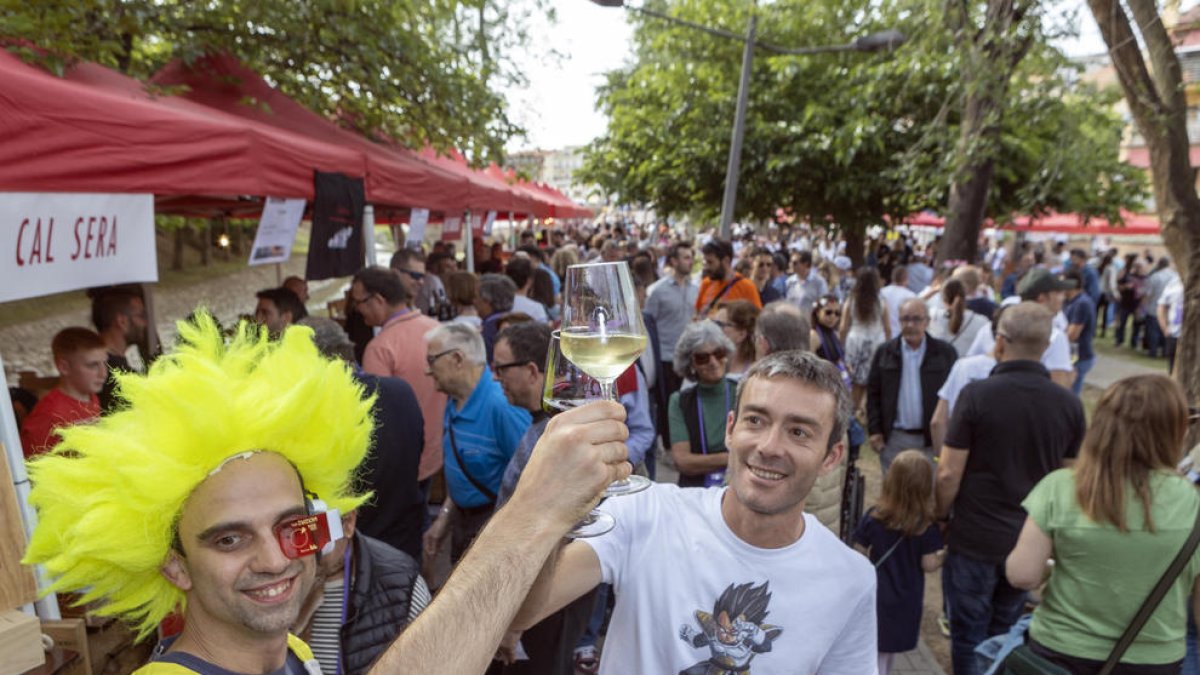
[578,0,1142,264]
[1084,0,1200,404]
[0,0,548,163]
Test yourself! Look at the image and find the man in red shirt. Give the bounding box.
[695,239,762,318]
[20,327,108,458]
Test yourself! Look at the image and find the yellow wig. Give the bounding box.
[22,314,374,640]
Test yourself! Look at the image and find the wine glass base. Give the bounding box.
[603,474,652,497]
[567,510,615,539]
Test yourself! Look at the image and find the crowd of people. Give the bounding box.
[8,219,1200,675]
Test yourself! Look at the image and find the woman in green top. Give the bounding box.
[667,320,738,488]
[1006,374,1200,672]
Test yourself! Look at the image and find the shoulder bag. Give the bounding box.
[1002,504,1200,675]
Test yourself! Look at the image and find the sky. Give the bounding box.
[505,0,1110,154]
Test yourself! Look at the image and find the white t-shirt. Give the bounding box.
[930,308,987,357]
[511,294,549,323]
[937,354,997,415]
[585,484,878,675]
[880,284,917,337]
[966,326,1072,373]
[1159,277,1185,338]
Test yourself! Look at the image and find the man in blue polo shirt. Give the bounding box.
[422,322,531,564]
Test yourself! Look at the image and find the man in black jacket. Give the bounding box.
[866,298,956,474]
[295,509,429,675]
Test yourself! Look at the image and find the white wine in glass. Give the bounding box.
[561,261,651,498]
[543,331,615,538]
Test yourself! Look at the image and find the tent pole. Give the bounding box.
[0,352,61,621]
[464,209,475,274]
[363,204,378,268]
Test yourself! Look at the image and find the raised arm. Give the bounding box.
[369,402,630,675]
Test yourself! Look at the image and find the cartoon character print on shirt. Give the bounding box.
[678,581,783,675]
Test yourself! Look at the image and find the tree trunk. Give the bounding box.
[172,226,185,271]
[201,220,212,267]
[1086,0,1200,438]
[940,96,999,265]
[842,224,866,269]
[937,0,1033,269]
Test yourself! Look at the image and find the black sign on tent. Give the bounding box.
[307,170,366,280]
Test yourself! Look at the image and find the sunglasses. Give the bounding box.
[692,348,728,365]
[822,309,841,317]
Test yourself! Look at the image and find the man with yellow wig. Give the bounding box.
[24,313,636,675]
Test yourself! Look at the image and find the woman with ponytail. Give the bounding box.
[930,279,984,356]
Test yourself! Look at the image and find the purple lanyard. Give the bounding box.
[696,380,731,454]
[383,308,412,325]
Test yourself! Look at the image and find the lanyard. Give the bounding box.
[696,380,731,455]
[383,308,413,325]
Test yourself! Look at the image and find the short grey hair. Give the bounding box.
[478,274,516,313]
[998,302,1052,358]
[673,320,737,380]
[756,302,810,354]
[425,322,486,365]
[735,350,852,452]
[298,316,355,363]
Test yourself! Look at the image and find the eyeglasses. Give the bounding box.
[822,309,841,318]
[995,330,1011,341]
[899,315,928,324]
[399,269,425,281]
[692,348,728,365]
[425,348,460,367]
[493,359,532,373]
[349,291,377,305]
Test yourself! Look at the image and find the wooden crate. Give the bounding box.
[40,620,89,675]
[0,609,43,675]
[0,443,38,610]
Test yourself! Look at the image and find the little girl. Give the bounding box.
[853,449,945,675]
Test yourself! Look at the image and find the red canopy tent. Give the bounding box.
[525,180,593,219]
[417,146,543,217]
[0,50,365,203]
[151,54,481,215]
[1005,210,1161,236]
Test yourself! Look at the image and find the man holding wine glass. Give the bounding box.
[513,350,877,674]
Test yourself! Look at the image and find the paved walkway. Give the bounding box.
[1084,350,1165,390]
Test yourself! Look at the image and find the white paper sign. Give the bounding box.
[249,197,306,265]
[483,210,497,236]
[441,215,463,241]
[1,192,157,303]
[408,208,430,244]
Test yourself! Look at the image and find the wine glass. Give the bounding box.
[543,330,615,538]
[560,261,651,497]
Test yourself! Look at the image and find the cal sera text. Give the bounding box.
[15,215,120,266]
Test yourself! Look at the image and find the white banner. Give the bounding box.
[249,197,306,265]
[1,193,157,303]
[408,208,430,244]
[441,215,463,242]
[483,210,497,236]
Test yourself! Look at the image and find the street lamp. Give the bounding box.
[591,1,906,239]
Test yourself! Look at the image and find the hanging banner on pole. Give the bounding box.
[483,211,497,237]
[441,215,463,242]
[249,197,306,266]
[1,192,156,303]
[469,212,485,238]
[408,208,430,244]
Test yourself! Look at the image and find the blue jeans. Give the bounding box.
[1072,356,1095,396]
[943,550,1028,675]
[1184,605,1199,675]
[1145,318,1164,357]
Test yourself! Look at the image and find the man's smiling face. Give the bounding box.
[723,376,843,518]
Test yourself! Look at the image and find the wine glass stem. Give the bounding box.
[599,377,615,401]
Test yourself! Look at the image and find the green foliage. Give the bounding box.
[578,0,1143,231]
[0,0,549,164]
